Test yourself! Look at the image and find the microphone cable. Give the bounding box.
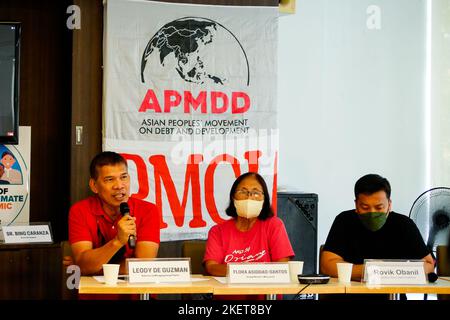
[292,283,311,300]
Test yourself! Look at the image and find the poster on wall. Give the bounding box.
[103,0,278,241]
[0,126,31,241]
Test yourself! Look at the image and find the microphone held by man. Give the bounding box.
[120,202,136,248]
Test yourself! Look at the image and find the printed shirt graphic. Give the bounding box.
[203,217,294,264]
[103,0,278,241]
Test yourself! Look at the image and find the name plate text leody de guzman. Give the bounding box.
[127,258,191,283]
[227,262,290,284]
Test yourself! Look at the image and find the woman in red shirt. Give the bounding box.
[203,172,294,299]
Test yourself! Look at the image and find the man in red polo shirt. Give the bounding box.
[68,151,160,276]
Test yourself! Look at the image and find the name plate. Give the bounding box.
[127,258,191,283]
[227,262,290,284]
[363,260,427,285]
[2,224,52,244]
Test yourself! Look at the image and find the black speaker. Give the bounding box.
[277,192,318,274]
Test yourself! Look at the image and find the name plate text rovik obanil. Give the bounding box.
[363,260,427,285]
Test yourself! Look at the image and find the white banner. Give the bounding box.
[0,126,31,241]
[103,0,278,241]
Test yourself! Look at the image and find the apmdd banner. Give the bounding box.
[103,0,278,241]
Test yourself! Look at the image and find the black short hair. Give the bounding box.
[89,151,127,180]
[1,151,13,159]
[225,172,274,220]
[354,174,391,199]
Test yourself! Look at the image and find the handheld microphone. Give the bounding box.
[427,272,438,283]
[119,202,136,248]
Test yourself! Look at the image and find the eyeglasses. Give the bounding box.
[234,189,264,200]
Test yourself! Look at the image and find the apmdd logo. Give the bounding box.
[140,17,250,86]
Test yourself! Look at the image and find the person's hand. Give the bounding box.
[63,255,74,268]
[116,215,136,246]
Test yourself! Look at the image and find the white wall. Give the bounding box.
[431,0,450,187]
[277,0,429,250]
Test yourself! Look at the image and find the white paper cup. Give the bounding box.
[288,261,304,283]
[336,262,353,283]
[103,264,120,285]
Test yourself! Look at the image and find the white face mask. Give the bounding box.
[234,199,263,219]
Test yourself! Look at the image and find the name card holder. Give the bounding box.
[127,258,191,283]
[227,262,290,284]
[363,259,427,285]
[2,222,53,244]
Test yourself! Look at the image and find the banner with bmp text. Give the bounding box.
[103,0,278,241]
[0,126,31,241]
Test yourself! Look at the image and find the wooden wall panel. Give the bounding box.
[70,0,103,206]
[0,0,72,241]
[0,244,62,299]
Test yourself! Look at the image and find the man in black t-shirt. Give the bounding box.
[321,174,435,281]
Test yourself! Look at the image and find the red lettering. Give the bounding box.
[121,153,149,200]
[211,91,228,114]
[139,89,161,112]
[0,203,12,209]
[272,152,278,215]
[205,154,241,224]
[232,92,250,114]
[121,150,275,228]
[149,154,205,228]
[139,89,251,114]
[164,90,182,112]
[184,91,207,113]
[244,150,262,173]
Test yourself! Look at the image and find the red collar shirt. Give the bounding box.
[69,196,160,259]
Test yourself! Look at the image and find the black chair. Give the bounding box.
[181,240,207,275]
[180,240,211,300]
